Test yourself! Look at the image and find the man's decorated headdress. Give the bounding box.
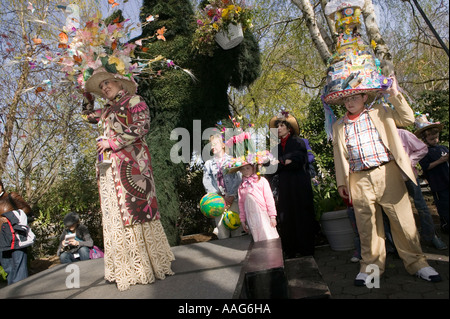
[320,0,395,139]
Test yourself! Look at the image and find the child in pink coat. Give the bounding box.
[237,164,279,242]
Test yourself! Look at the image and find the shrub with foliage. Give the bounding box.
[176,164,213,236]
[31,155,102,258]
[298,96,346,220]
[135,0,260,245]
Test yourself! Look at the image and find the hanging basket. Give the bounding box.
[215,23,244,50]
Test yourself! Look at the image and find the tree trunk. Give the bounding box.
[0,16,32,177]
[362,0,392,63]
[291,0,331,64]
[320,0,337,50]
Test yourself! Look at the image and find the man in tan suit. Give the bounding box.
[332,76,441,286]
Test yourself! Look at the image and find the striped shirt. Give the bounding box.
[344,109,393,172]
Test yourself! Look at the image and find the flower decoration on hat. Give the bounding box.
[413,112,443,138]
[214,116,274,174]
[224,150,275,174]
[58,12,194,96]
[213,115,253,142]
[280,110,290,118]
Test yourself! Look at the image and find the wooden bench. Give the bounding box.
[234,238,288,299]
[284,256,331,299]
[234,238,331,299]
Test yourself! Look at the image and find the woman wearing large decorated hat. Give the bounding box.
[267,111,319,258]
[69,17,174,291]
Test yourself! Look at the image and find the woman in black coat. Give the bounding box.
[268,113,318,258]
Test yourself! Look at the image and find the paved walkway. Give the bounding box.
[0,236,251,299]
[0,230,448,299]
[314,230,449,299]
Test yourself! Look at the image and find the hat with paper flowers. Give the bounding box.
[226,150,275,174]
[269,110,300,136]
[59,14,191,97]
[59,15,142,96]
[217,117,274,174]
[414,113,443,138]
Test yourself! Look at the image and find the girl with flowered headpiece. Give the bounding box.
[234,162,279,242]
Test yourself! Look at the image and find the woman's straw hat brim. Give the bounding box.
[85,68,137,96]
[269,114,300,136]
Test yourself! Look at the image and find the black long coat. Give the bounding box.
[268,135,318,257]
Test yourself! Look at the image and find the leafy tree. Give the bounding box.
[0,0,101,206]
[32,154,102,258]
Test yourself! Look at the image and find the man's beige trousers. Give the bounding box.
[350,161,429,275]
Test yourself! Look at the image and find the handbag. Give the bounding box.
[89,245,104,259]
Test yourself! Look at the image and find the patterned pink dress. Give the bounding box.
[88,90,174,291]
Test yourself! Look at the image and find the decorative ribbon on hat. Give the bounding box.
[321,94,338,141]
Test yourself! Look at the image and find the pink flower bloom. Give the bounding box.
[77,73,83,85]
[107,24,117,34]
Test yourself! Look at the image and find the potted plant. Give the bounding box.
[193,0,253,56]
[313,172,355,251]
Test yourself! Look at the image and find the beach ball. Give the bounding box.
[199,193,225,218]
[223,210,241,230]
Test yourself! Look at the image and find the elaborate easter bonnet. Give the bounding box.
[321,0,393,106]
[226,150,274,174]
[269,110,300,136]
[59,15,143,97]
[414,113,443,138]
[217,117,274,174]
[59,13,193,98]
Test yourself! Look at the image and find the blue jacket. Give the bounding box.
[203,154,242,197]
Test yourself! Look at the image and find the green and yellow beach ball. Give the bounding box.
[223,210,241,230]
[199,193,225,218]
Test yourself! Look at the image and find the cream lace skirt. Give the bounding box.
[98,165,175,291]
